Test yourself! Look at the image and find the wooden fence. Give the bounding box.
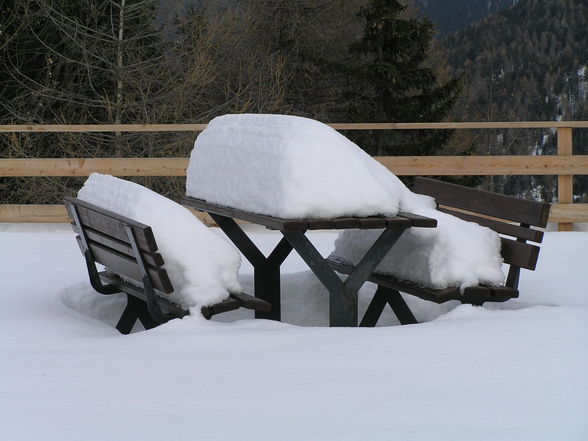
[1,121,587,231]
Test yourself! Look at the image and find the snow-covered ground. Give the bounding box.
[1,223,587,441]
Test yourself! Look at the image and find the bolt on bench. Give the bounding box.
[327,177,551,326]
[65,197,270,334]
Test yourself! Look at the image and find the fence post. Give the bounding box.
[557,127,574,231]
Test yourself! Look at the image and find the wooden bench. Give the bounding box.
[64,197,270,334]
[327,177,551,326]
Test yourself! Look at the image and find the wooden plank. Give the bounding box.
[356,218,388,229]
[183,208,217,226]
[301,219,336,230]
[0,158,188,177]
[558,127,574,231]
[99,272,187,317]
[328,259,518,304]
[375,155,588,176]
[438,207,544,243]
[183,197,422,230]
[65,198,158,252]
[2,203,588,225]
[413,177,551,227]
[329,121,588,130]
[397,212,438,228]
[549,203,588,223]
[86,240,174,293]
[0,204,221,224]
[73,231,164,267]
[0,124,207,132]
[182,196,288,230]
[3,155,588,177]
[500,237,540,270]
[3,122,588,133]
[0,204,69,222]
[328,259,462,303]
[327,217,363,229]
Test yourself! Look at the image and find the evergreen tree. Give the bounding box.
[247,0,364,121]
[347,0,461,156]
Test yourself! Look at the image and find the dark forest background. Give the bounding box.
[1,0,586,204]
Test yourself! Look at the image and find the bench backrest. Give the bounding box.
[64,197,173,293]
[413,177,551,272]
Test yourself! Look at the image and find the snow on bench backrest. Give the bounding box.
[78,173,242,310]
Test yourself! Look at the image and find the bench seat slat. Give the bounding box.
[99,272,188,317]
[462,286,519,304]
[327,258,518,304]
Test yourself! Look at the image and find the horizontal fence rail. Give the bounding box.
[1,121,587,230]
[2,155,588,177]
[3,121,588,132]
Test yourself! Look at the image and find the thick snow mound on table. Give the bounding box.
[187,113,504,290]
[331,206,506,291]
[186,113,406,218]
[78,174,242,310]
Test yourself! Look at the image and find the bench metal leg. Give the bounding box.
[116,295,160,334]
[210,213,293,321]
[360,286,418,327]
[136,300,160,330]
[283,226,408,327]
[116,295,139,334]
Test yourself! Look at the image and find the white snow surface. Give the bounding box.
[186,113,408,218]
[187,113,504,289]
[77,173,241,309]
[1,225,587,441]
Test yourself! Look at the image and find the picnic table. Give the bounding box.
[181,196,437,327]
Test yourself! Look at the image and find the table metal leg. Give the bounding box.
[209,213,292,321]
[282,225,408,327]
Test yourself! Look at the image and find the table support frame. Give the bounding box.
[282,226,408,326]
[210,213,293,321]
[212,211,409,326]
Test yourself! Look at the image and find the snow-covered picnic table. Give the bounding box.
[184,114,507,325]
[182,195,436,326]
